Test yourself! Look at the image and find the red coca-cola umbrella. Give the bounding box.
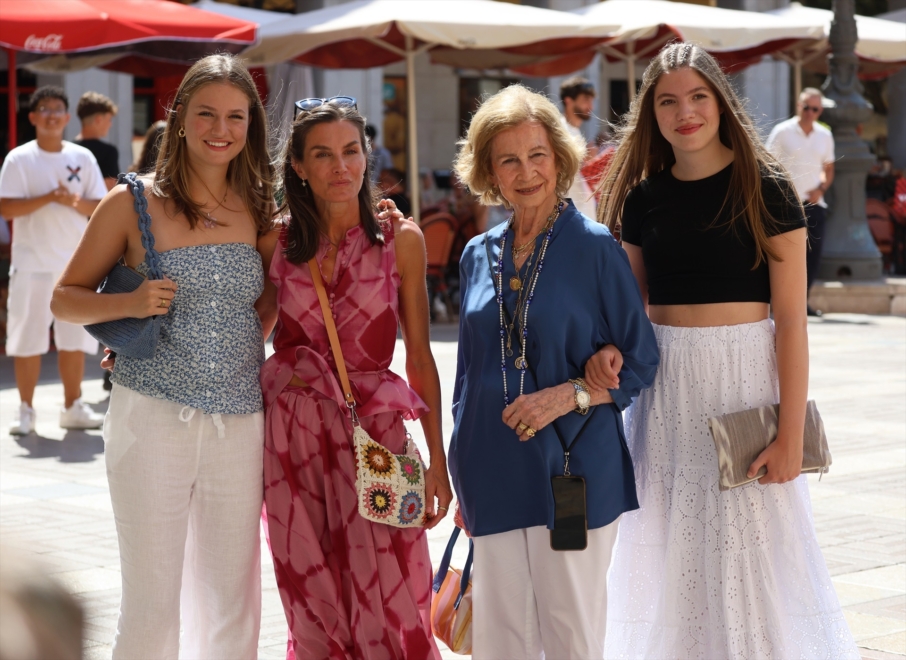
[0,0,258,149]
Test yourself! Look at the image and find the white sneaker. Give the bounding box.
[59,398,103,430]
[9,402,36,435]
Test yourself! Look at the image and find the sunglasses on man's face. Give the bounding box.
[293,96,357,118]
[801,105,822,113]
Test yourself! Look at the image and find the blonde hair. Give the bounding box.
[152,54,274,234]
[454,84,583,208]
[598,43,797,266]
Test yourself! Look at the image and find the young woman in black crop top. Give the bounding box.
[589,43,858,659]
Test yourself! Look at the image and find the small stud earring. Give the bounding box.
[177,127,185,138]
[302,179,307,188]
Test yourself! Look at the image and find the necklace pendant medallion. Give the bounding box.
[202,213,217,230]
[506,348,514,357]
[515,356,528,370]
[509,276,522,291]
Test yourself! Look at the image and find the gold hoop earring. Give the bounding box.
[178,127,185,138]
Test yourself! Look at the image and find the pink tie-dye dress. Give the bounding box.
[260,223,440,660]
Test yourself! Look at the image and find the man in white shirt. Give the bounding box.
[0,86,107,434]
[559,76,597,220]
[766,87,836,316]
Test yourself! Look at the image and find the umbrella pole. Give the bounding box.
[794,59,802,99]
[627,55,637,104]
[405,36,420,224]
[7,48,16,150]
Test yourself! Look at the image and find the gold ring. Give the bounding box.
[437,506,448,512]
[159,298,167,308]
[525,427,536,438]
[517,422,528,432]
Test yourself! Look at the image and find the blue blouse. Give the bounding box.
[449,202,659,537]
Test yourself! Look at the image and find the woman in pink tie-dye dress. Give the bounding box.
[257,99,451,660]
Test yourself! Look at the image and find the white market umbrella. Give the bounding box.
[767,3,906,94]
[516,0,824,103]
[228,0,619,221]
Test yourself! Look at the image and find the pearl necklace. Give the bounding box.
[497,200,562,406]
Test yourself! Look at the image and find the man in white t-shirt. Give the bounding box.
[559,76,597,220]
[766,88,836,316]
[0,86,107,434]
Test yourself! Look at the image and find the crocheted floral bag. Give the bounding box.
[308,257,427,528]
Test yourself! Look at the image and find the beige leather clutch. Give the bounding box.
[707,400,831,491]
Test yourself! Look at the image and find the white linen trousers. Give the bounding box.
[472,521,620,660]
[104,384,264,660]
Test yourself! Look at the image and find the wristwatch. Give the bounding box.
[568,379,591,415]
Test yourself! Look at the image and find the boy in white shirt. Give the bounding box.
[0,86,107,434]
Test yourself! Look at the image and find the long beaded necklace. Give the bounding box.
[497,199,562,406]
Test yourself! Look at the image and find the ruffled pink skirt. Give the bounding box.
[264,385,439,660]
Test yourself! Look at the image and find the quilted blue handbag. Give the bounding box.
[85,172,164,359]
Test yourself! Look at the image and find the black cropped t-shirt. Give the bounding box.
[620,163,806,305]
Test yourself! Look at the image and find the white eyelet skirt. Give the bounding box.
[605,319,859,660]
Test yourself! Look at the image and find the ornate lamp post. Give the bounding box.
[819,0,882,280]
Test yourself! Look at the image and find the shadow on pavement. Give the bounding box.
[14,431,105,463]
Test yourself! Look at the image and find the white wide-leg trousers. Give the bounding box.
[104,384,264,660]
[472,520,620,660]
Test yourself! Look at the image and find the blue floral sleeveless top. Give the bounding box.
[111,242,265,414]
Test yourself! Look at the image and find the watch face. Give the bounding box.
[577,390,591,407]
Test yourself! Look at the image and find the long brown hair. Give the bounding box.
[152,54,274,234]
[597,42,797,266]
[278,103,381,264]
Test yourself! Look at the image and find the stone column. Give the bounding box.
[818,0,882,280]
[887,0,906,171]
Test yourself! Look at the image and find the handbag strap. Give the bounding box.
[307,257,357,413]
[117,172,163,281]
[432,526,474,609]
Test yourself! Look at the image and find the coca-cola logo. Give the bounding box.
[24,34,63,52]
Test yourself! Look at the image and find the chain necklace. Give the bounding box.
[509,241,535,291]
[497,199,562,406]
[504,243,538,356]
[200,186,229,230]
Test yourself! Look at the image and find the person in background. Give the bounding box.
[598,43,858,659]
[379,167,412,217]
[74,91,120,191]
[51,54,274,659]
[365,124,394,184]
[0,86,106,436]
[450,84,658,659]
[766,87,835,317]
[129,120,167,175]
[559,75,597,219]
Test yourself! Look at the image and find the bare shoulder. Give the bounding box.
[92,183,139,227]
[392,216,425,252]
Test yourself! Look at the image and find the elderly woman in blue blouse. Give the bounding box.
[450,84,659,659]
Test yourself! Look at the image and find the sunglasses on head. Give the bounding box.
[801,104,822,113]
[294,96,357,118]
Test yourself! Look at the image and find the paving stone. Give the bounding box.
[1,314,903,658]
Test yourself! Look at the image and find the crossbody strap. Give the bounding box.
[307,257,357,412]
[117,172,163,281]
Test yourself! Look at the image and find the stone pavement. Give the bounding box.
[0,315,903,660]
